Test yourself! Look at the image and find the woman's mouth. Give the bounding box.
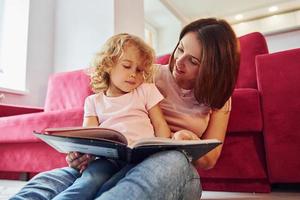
[175,66,184,75]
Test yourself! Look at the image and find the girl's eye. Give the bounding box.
[123,65,131,69]
[136,68,143,73]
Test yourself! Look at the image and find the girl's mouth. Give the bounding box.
[125,81,136,85]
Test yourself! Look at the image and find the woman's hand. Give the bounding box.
[173,130,200,140]
[66,152,95,173]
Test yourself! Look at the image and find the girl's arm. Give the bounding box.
[148,104,171,138]
[193,107,230,170]
[82,116,99,127]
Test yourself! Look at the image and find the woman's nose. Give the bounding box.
[176,55,186,69]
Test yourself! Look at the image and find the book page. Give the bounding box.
[129,137,221,148]
[46,139,119,159]
[45,127,128,145]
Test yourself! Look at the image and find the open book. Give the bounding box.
[34,127,222,163]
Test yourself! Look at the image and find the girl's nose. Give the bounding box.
[130,73,136,78]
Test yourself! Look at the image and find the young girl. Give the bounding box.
[63,33,171,199]
[12,33,171,200]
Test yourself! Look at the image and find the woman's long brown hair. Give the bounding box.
[169,18,240,109]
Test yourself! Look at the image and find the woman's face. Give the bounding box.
[172,32,202,89]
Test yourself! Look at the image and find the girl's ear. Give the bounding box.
[104,66,112,74]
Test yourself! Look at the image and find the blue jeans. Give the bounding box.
[11,151,202,200]
[11,159,118,200]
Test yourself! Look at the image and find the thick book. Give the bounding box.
[34,127,222,163]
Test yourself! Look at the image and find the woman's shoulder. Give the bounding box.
[213,97,232,113]
[153,64,171,81]
[153,64,169,72]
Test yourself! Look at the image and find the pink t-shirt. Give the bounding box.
[84,83,164,143]
[154,65,231,137]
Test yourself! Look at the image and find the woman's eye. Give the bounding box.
[177,47,184,52]
[190,58,199,66]
[191,60,198,66]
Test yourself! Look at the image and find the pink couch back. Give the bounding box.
[237,32,268,89]
[44,70,93,111]
[155,32,269,89]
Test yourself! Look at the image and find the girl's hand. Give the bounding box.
[173,130,200,140]
[66,152,95,173]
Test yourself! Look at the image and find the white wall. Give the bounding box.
[54,0,114,72]
[1,0,145,107]
[265,29,300,53]
[54,0,145,73]
[114,0,144,38]
[156,21,181,55]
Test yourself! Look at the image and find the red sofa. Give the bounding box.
[0,70,92,177]
[256,48,300,183]
[1,32,298,192]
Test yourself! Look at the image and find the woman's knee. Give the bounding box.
[152,150,190,173]
[181,167,202,200]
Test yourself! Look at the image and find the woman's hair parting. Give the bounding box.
[90,33,155,93]
[169,18,240,109]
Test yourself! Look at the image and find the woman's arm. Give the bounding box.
[148,104,171,138]
[194,108,230,170]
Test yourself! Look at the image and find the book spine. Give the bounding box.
[126,148,132,163]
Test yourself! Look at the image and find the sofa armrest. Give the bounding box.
[0,103,43,117]
[0,108,84,143]
[256,48,300,182]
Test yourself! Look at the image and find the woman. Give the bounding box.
[11,18,239,200]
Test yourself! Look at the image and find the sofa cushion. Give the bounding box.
[236,32,268,89]
[44,70,93,111]
[256,48,300,182]
[156,54,171,65]
[228,88,263,133]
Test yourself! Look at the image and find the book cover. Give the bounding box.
[34,127,222,163]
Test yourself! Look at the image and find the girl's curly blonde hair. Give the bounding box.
[90,33,155,93]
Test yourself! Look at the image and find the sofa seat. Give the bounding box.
[0,142,67,172]
[198,88,269,192]
[198,132,269,192]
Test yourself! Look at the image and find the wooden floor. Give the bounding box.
[1,179,299,200]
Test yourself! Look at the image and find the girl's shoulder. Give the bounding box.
[136,83,158,93]
[85,92,105,101]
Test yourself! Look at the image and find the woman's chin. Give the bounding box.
[173,70,183,80]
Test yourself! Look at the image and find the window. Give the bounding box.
[0,0,30,93]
